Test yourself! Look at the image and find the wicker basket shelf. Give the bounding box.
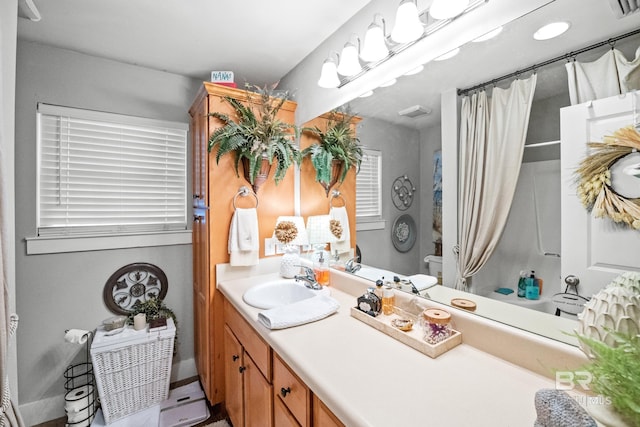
[90,318,175,424]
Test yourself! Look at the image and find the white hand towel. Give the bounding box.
[329,206,351,254]
[257,294,340,330]
[228,208,259,266]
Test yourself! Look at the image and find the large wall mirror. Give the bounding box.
[310,0,640,346]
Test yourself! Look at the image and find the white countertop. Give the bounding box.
[217,270,574,427]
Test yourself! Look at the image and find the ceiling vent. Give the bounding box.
[398,105,432,118]
[607,0,639,18]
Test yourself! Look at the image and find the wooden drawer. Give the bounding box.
[273,354,310,427]
[224,298,272,380]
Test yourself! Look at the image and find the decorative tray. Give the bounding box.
[350,306,462,358]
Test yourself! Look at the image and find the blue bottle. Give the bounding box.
[525,271,540,300]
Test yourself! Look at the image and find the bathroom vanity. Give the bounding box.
[217,262,591,427]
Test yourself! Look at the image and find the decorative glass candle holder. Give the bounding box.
[420,308,452,345]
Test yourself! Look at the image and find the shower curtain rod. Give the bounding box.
[457,27,640,96]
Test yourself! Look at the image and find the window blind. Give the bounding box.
[356,148,382,218]
[36,103,188,236]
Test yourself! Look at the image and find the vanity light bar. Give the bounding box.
[333,0,488,89]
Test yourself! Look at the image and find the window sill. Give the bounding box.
[25,230,192,255]
[356,220,386,231]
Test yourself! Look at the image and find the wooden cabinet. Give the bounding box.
[224,297,345,427]
[273,354,311,427]
[189,83,296,404]
[313,395,345,427]
[224,299,273,427]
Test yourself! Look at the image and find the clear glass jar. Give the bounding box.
[420,308,452,345]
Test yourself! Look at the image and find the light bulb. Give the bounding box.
[390,0,424,44]
[317,59,340,88]
[361,22,389,62]
[337,42,362,76]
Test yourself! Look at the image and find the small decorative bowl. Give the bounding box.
[102,315,127,331]
[391,318,414,332]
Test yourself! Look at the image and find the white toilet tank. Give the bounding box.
[424,255,442,283]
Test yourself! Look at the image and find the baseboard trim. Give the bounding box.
[22,357,197,426]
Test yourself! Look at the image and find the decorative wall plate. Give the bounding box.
[391,214,416,253]
[103,263,168,315]
[391,175,416,211]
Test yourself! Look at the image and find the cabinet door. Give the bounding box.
[224,326,244,427]
[244,353,273,427]
[313,395,345,427]
[274,394,301,427]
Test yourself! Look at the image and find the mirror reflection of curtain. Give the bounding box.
[566,46,640,105]
[455,75,537,291]
[0,26,26,427]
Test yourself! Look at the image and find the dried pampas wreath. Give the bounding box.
[575,125,640,229]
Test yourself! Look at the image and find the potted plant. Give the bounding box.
[302,110,363,196]
[207,83,301,192]
[128,296,178,334]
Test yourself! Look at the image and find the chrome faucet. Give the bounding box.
[345,257,361,273]
[294,266,323,290]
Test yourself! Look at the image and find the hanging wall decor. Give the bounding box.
[391,175,416,210]
[575,125,640,229]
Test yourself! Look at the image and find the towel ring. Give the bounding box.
[233,186,259,209]
[330,190,346,208]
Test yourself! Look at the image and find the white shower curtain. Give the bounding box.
[566,46,640,105]
[0,23,25,427]
[455,75,537,291]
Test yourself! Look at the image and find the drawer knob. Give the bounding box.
[280,387,291,397]
[232,354,239,362]
[239,366,246,373]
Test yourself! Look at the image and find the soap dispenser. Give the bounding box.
[313,251,330,287]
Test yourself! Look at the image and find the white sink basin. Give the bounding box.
[243,279,323,309]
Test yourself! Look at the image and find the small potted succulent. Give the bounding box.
[207,83,301,192]
[302,109,362,196]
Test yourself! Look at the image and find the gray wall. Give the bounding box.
[15,40,201,422]
[418,124,441,275]
[355,117,422,276]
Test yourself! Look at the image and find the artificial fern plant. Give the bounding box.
[302,109,362,189]
[577,333,640,426]
[207,83,300,186]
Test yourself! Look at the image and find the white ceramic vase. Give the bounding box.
[576,271,640,357]
[280,246,301,278]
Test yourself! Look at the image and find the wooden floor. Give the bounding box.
[34,377,228,427]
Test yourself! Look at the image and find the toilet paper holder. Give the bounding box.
[63,329,96,426]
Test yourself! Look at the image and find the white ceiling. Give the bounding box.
[349,0,640,129]
[16,0,640,130]
[16,0,371,85]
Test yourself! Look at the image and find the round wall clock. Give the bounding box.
[103,263,168,315]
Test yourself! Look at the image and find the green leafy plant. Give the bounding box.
[302,110,362,191]
[207,83,300,186]
[128,297,178,330]
[577,333,640,426]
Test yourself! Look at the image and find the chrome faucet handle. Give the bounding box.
[295,265,315,279]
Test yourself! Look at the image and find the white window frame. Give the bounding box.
[356,148,385,231]
[27,103,191,254]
